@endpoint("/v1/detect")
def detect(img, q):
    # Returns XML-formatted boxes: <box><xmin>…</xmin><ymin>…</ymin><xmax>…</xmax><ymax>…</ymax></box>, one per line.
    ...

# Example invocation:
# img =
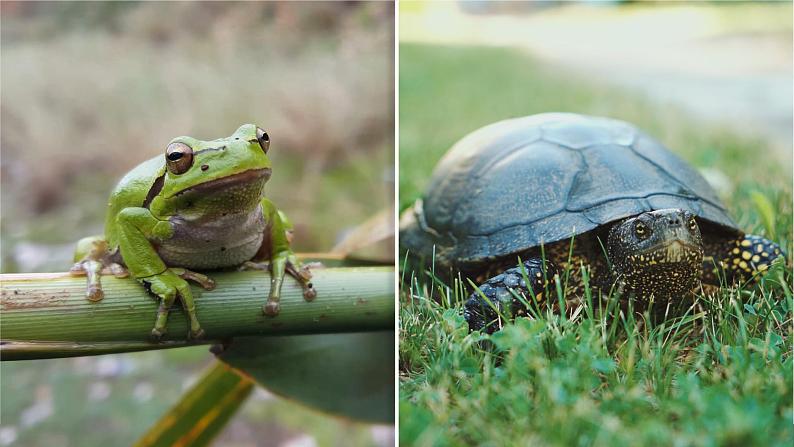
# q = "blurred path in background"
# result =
<box><xmin>401</xmin><ymin>1</ymin><xmax>792</xmax><ymax>166</ymax></box>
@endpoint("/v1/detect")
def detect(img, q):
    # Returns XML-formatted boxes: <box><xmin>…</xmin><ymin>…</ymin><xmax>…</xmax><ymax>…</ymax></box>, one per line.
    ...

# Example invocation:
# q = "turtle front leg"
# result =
<box><xmin>703</xmin><ymin>234</ymin><xmax>786</xmax><ymax>285</ymax></box>
<box><xmin>464</xmin><ymin>258</ymin><xmax>557</xmax><ymax>334</ymax></box>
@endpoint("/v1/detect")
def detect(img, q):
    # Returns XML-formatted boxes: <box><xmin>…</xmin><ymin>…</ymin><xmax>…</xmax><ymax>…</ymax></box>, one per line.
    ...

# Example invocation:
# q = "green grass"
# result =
<box><xmin>399</xmin><ymin>43</ymin><xmax>793</xmax><ymax>446</ymax></box>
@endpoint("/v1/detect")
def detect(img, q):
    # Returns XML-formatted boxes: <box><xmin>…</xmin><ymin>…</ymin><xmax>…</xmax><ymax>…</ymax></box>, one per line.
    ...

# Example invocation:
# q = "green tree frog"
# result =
<box><xmin>70</xmin><ymin>124</ymin><xmax>316</xmax><ymax>340</ymax></box>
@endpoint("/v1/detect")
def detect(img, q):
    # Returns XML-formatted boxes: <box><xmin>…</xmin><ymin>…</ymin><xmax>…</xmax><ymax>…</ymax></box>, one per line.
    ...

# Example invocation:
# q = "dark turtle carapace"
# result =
<box><xmin>399</xmin><ymin>113</ymin><xmax>786</xmax><ymax>333</ymax></box>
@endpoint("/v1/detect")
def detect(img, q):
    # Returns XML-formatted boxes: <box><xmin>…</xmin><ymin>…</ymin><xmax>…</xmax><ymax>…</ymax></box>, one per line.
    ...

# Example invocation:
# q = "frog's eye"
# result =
<box><xmin>256</xmin><ymin>127</ymin><xmax>270</xmax><ymax>154</ymax></box>
<box><xmin>165</xmin><ymin>142</ymin><xmax>194</xmax><ymax>175</ymax></box>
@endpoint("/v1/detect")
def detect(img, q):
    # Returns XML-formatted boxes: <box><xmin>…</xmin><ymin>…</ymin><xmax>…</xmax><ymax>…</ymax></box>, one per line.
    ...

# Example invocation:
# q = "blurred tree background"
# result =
<box><xmin>1</xmin><ymin>2</ymin><xmax>393</xmax><ymax>446</ymax></box>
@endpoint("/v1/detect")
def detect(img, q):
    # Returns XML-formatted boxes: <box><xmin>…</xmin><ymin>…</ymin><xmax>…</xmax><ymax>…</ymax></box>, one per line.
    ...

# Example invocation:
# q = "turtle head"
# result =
<box><xmin>607</xmin><ymin>209</ymin><xmax>704</xmax><ymax>300</ymax></box>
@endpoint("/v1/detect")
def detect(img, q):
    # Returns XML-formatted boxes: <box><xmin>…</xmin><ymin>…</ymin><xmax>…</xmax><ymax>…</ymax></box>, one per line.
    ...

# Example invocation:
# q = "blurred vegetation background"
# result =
<box><xmin>400</xmin><ymin>1</ymin><xmax>791</xmax><ymax>209</ymax></box>
<box><xmin>1</xmin><ymin>2</ymin><xmax>393</xmax><ymax>446</ymax></box>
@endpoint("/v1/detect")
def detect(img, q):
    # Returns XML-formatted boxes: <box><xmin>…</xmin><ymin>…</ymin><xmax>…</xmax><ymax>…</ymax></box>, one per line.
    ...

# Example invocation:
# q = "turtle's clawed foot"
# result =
<box><xmin>711</xmin><ymin>234</ymin><xmax>788</xmax><ymax>285</ymax></box>
<box><xmin>464</xmin><ymin>258</ymin><xmax>557</xmax><ymax>334</ymax></box>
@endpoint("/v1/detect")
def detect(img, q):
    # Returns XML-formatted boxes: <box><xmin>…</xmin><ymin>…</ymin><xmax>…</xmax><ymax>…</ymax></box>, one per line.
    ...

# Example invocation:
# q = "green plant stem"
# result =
<box><xmin>133</xmin><ymin>362</ymin><xmax>254</xmax><ymax>447</ymax></box>
<box><xmin>0</xmin><ymin>267</ymin><xmax>393</xmax><ymax>360</ymax></box>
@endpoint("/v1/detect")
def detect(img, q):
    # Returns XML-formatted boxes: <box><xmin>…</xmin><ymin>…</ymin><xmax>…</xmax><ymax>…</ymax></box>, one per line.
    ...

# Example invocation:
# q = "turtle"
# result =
<box><xmin>399</xmin><ymin>113</ymin><xmax>786</xmax><ymax>333</ymax></box>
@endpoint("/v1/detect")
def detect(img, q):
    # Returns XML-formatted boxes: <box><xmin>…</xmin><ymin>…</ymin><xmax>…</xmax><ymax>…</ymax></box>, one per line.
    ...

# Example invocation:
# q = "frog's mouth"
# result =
<box><xmin>175</xmin><ymin>168</ymin><xmax>272</xmax><ymax>196</ymax></box>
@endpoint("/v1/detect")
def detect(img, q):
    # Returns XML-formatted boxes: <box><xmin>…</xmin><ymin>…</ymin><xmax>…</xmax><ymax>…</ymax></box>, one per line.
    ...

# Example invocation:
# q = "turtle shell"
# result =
<box><xmin>400</xmin><ymin>113</ymin><xmax>738</xmax><ymax>268</ymax></box>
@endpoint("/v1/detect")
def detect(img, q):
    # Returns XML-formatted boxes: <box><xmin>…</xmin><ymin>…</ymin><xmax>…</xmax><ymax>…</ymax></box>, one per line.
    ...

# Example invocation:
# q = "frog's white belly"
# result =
<box><xmin>156</xmin><ymin>207</ymin><xmax>266</xmax><ymax>270</ymax></box>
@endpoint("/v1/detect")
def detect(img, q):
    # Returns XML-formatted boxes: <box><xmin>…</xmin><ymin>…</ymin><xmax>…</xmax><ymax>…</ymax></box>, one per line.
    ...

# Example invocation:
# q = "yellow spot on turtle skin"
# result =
<box><xmin>739</xmin><ymin>261</ymin><xmax>748</xmax><ymax>270</ymax></box>
<box><xmin>762</xmin><ymin>252</ymin><xmax>769</xmax><ymax>257</ymax></box>
<box><xmin>752</xmin><ymin>255</ymin><xmax>760</xmax><ymax>263</ymax></box>
<box><xmin>639</xmin><ymin>255</ymin><xmax>645</xmax><ymax>261</ymax></box>
<box><xmin>774</xmin><ymin>248</ymin><xmax>780</xmax><ymax>255</ymax></box>
<box><xmin>535</xmin><ymin>272</ymin><xmax>542</xmax><ymax>278</ymax></box>
<box><xmin>741</xmin><ymin>240</ymin><xmax>752</xmax><ymax>247</ymax></box>
<box><xmin>732</xmin><ymin>248</ymin><xmax>740</xmax><ymax>255</ymax></box>
<box><xmin>758</xmin><ymin>264</ymin><xmax>769</xmax><ymax>272</ymax></box>
<box><xmin>733</xmin><ymin>258</ymin><xmax>741</xmax><ymax>265</ymax></box>
<box><xmin>756</xmin><ymin>245</ymin><xmax>764</xmax><ymax>253</ymax></box>
<box><xmin>741</xmin><ymin>251</ymin><xmax>752</xmax><ymax>260</ymax></box>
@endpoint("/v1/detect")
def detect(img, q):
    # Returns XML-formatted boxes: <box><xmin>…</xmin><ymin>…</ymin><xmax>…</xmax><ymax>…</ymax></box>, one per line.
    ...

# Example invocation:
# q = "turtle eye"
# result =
<box><xmin>256</xmin><ymin>127</ymin><xmax>270</xmax><ymax>153</ymax></box>
<box><xmin>165</xmin><ymin>142</ymin><xmax>194</xmax><ymax>175</ymax></box>
<box><xmin>635</xmin><ymin>221</ymin><xmax>649</xmax><ymax>239</ymax></box>
<box><xmin>688</xmin><ymin>217</ymin><xmax>698</xmax><ymax>232</ymax></box>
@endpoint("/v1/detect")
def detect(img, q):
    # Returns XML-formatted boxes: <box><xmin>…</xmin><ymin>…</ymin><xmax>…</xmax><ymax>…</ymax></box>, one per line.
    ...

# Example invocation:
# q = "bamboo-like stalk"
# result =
<box><xmin>0</xmin><ymin>267</ymin><xmax>394</xmax><ymax>360</ymax></box>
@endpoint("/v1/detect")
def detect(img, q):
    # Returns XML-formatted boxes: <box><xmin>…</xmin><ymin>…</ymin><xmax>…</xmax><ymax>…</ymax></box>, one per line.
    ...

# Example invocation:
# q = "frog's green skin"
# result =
<box><xmin>71</xmin><ymin>124</ymin><xmax>315</xmax><ymax>340</ymax></box>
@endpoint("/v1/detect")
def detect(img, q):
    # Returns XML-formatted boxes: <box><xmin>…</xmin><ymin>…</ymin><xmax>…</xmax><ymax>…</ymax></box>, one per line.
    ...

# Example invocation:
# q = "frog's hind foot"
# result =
<box><xmin>171</xmin><ymin>268</ymin><xmax>216</xmax><ymax>291</ymax></box>
<box><xmin>240</xmin><ymin>260</ymin><xmax>268</xmax><ymax>271</ymax></box>
<box><xmin>242</xmin><ymin>261</ymin><xmax>317</xmax><ymax>300</ymax></box>
<box><xmin>143</xmin><ymin>268</ymin><xmax>208</xmax><ymax>343</ymax></box>
<box><xmin>286</xmin><ymin>262</ymin><xmax>316</xmax><ymax>301</ymax></box>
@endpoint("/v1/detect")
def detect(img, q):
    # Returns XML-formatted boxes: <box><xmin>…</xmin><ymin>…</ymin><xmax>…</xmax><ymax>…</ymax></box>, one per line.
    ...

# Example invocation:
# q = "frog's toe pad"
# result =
<box><xmin>108</xmin><ymin>263</ymin><xmax>129</xmax><ymax>278</ymax></box>
<box><xmin>199</xmin><ymin>278</ymin><xmax>216</xmax><ymax>291</ymax></box>
<box><xmin>86</xmin><ymin>286</ymin><xmax>104</xmax><ymax>303</ymax></box>
<box><xmin>69</xmin><ymin>263</ymin><xmax>87</xmax><ymax>276</ymax></box>
<box><xmin>189</xmin><ymin>328</ymin><xmax>206</xmax><ymax>340</ymax></box>
<box><xmin>263</xmin><ymin>301</ymin><xmax>280</xmax><ymax>317</ymax></box>
<box><xmin>150</xmin><ymin>328</ymin><xmax>165</xmax><ymax>341</ymax></box>
<box><xmin>298</xmin><ymin>266</ymin><xmax>313</xmax><ymax>281</ymax></box>
<box><xmin>303</xmin><ymin>286</ymin><xmax>317</xmax><ymax>301</ymax></box>
<box><xmin>240</xmin><ymin>261</ymin><xmax>268</xmax><ymax>271</ymax></box>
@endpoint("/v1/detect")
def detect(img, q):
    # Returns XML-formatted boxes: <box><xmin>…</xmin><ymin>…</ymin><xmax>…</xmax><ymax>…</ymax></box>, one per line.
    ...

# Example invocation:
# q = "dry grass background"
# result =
<box><xmin>2</xmin><ymin>1</ymin><xmax>394</xmax><ymax>267</ymax></box>
<box><xmin>1</xmin><ymin>2</ymin><xmax>394</xmax><ymax>446</ymax></box>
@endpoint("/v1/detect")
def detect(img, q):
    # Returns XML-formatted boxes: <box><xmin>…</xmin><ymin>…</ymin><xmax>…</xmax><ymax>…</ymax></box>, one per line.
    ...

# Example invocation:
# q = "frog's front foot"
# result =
<box><xmin>188</xmin><ymin>328</ymin><xmax>206</xmax><ymax>340</ymax></box>
<box><xmin>150</xmin><ymin>327</ymin><xmax>165</xmax><ymax>341</ymax></box>
<box><xmin>263</xmin><ymin>301</ymin><xmax>280</xmax><ymax>317</ymax></box>
<box><xmin>70</xmin><ymin>259</ymin><xmax>129</xmax><ymax>302</ymax></box>
<box><xmin>143</xmin><ymin>268</ymin><xmax>210</xmax><ymax>342</ymax></box>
